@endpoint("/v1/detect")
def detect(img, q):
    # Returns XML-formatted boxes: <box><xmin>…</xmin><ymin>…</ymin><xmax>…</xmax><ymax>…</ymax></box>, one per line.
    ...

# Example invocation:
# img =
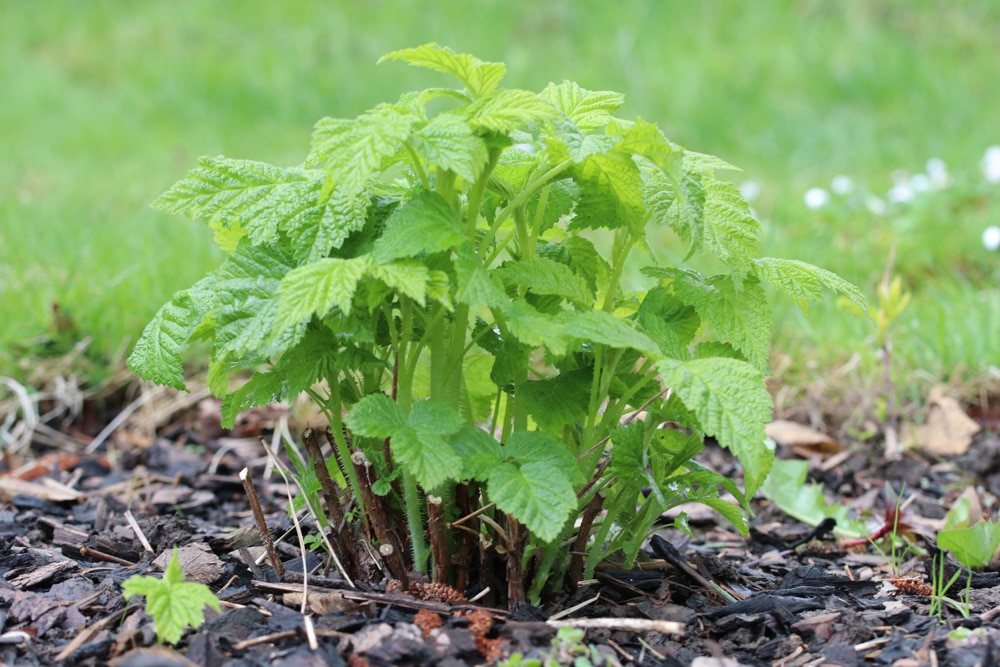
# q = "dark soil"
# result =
<box><xmin>2</xmin><ymin>390</ymin><xmax>1000</xmax><ymax>666</ymax></box>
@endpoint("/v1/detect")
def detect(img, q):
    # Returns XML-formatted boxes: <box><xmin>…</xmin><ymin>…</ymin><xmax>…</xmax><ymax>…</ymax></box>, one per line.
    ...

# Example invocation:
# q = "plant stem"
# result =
<box><xmin>401</xmin><ymin>469</ymin><xmax>429</xmax><ymax>572</ymax></box>
<box><xmin>426</xmin><ymin>495</ymin><xmax>449</xmax><ymax>584</ymax></box>
<box><xmin>350</xmin><ymin>449</ymin><xmax>409</xmax><ymax>582</ymax></box>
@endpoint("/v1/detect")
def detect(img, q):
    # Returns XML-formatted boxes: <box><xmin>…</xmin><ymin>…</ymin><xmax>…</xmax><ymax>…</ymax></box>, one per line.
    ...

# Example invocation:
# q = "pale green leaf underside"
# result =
<box><xmin>410</xmin><ymin>113</ymin><xmax>488</xmax><ymax>182</ymax></box>
<box><xmin>656</xmin><ymin>357</ymin><xmax>773</xmax><ymax>496</ymax></box>
<box><xmin>493</xmin><ymin>256</ymin><xmax>593</xmax><ymax>306</ymax></box>
<box><xmin>276</xmin><ymin>255</ymin><xmax>373</xmax><ymax>332</ymax></box>
<box><xmin>540</xmin><ymin>80</ymin><xmax>624</xmax><ymax>131</ymax></box>
<box><xmin>380</xmin><ymin>42</ymin><xmax>506</xmax><ymax>99</ymax></box>
<box><xmin>559</xmin><ymin>310</ymin><xmax>660</xmax><ymax>358</ymax></box>
<box><xmin>465</xmin><ymin>88</ymin><xmax>560</xmax><ymax>134</ymax></box>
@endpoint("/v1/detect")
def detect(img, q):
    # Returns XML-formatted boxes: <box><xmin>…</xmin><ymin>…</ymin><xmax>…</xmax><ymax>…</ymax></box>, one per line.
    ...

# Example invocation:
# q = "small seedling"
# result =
<box><xmin>122</xmin><ymin>549</ymin><xmax>222</xmax><ymax>645</ymax></box>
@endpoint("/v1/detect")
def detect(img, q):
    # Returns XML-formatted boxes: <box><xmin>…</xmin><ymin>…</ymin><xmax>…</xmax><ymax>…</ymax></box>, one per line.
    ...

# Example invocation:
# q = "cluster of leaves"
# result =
<box><xmin>123</xmin><ymin>550</ymin><xmax>221</xmax><ymax>645</ymax></box>
<box><xmin>128</xmin><ymin>44</ymin><xmax>864</xmax><ymax>602</ymax></box>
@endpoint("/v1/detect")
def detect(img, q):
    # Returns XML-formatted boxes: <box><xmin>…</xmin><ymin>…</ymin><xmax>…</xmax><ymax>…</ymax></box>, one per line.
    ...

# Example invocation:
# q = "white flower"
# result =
<box><xmin>925</xmin><ymin>157</ymin><xmax>949</xmax><ymax>188</ymax></box>
<box><xmin>866</xmin><ymin>196</ymin><xmax>887</xmax><ymax>215</ymax></box>
<box><xmin>910</xmin><ymin>173</ymin><xmax>930</xmax><ymax>192</ymax></box>
<box><xmin>887</xmin><ymin>182</ymin><xmax>915</xmax><ymax>204</ymax></box>
<box><xmin>804</xmin><ymin>187</ymin><xmax>829</xmax><ymax>209</ymax></box>
<box><xmin>984</xmin><ymin>226</ymin><xmax>1000</xmax><ymax>251</ymax></box>
<box><xmin>982</xmin><ymin>146</ymin><xmax>1000</xmax><ymax>183</ymax></box>
<box><xmin>739</xmin><ymin>180</ymin><xmax>761</xmax><ymax>201</ymax></box>
<box><xmin>830</xmin><ymin>175</ymin><xmax>853</xmax><ymax>195</ymax></box>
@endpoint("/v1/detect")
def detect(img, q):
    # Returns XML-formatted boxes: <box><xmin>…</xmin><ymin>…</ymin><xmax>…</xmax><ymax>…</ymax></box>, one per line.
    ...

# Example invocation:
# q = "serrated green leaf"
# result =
<box><xmin>648</xmin><ymin>268</ymin><xmax>770</xmax><ymax>369</ymax></box>
<box><xmin>465</xmin><ymin>89</ymin><xmax>559</xmax><ymax>134</ymax></box>
<box><xmin>488</xmin><ymin>460</ymin><xmax>577</xmax><ymax>542</ymax></box>
<box><xmin>752</xmin><ymin>257</ymin><xmax>869</xmax><ymax>315</ymax></box>
<box><xmin>406</xmin><ymin>399</ymin><xmax>466</xmax><ymax>437</ymax></box>
<box><xmin>308</xmin><ymin>106</ymin><xmax>418</xmax><ymax>192</ymax></box>
<box><xmin>152</xmin><ymin>157</ymin><xmax>366</xmax><ymax>253</ymax></box>
<box><xmin>455</xmin><ymin>246</ymin><xmax>510</xmax><ymax>309</ymax></box>
<box><xmin>616</xmin><ymin>119</ymin><xmax>681</xmax><ymax>172</ymax></box>
<box><xmin>371</xmin><ymin>191</ymin><xmax>464</xmax><ymax>264</ymax></box>
<box><xmin>608</xmin><ymin>423</ymin><xmax>646</xmax><ymax>485</ymax></box>
<box><xmin>636</xmin><ymin>286</ymin><xmax>700</xmax><ymax>359</ymax></box>
<box><xmin>684</xmin><ymin>151</ymin><xmax>741</xmax><ymax>174</ymax></box>
<box><xmin>569</xmin><ymin>148</ymin><xmax>645</xmax><ymax>232</ymax></box>
<box><xmin>505</xmin><ymin>430</ymin><xmax>584</xmax><ymax>486</ymax></box>
<box><xmin>702</xmin><ymin>177</ymin><xmax>761</xmax><ymax>278</ymax></box>
<box><xmin>539</xmin><ymin>81</ymin><xmax>624</xmax><ymax>131</ymax></box>
<box><xmin>392</xmin><ymin>401</ymin><xmax>465</xmax><ymax>489</ymax></box>
<box><xmin>275</xmin><ymin>255</ymin><xmax>373</xmax><ymax>334</ymax></box>
<box><xmin>345</xmin><ymin>393</ymin><xmax>406</xmax><ymax>439</ymax></box>
<box><xmin>452</xmin><ymin>424</ymin><xmax>504</xmax><ymax>480</ymax></box>
<box><xmin>380</xmin><ymin>43</ymin><xmax>506</xmax><ymax>99</ymax></box>
<box><xmin>644</xmin><ymin>167</ymin><xmax>706</xmax><ymax>257</ymax></box>
<box><xmin>558</xmin><ymin>310</ymin><xmax>660</xmax><ymax>358</ymax></box>
<box><xmin>519</xmin><ymin>369</ymin><xmax>592</xmax><ymax>434</ymax></box>
<box><xmin>127</xmin><ymin>290</ymin><xmax>200</xmax><ymax>390</ymax></box>
<box><xmin>122</xmin><ymin>549</ymin><xmax>221</xmax><ymax>645</ymax></box>
<box><xmin>369</xmin><ymin>260</ymin><xmax>431</xmax><ymax>306</ymax></box>
<box><xmin>656</xmin><ymin>357</ymin><xmax>773</xmax><ymax>496</ymax></box>
<box><xmin>503</xmin><ymin>300</ymin><xmax>568</xmax><ymax>355</ymax></box>
<box><xmin>410</xmin><ymin>113</ymin><xmax>489</xmax><ymax>182</ymax></box>
<box><xmin>494</xmin><ymin>257</ymin><xmax>593</xmax><ymax>306</ymax></box>
<box><xmin>221</xmin><ymin>370</ymin><xmax>285</xmax><ymax>428</ymax></box>
<box><xmin>547</xmin><ymin>119</ymin><xmax>618</xmax><ymax>163</ymax></box>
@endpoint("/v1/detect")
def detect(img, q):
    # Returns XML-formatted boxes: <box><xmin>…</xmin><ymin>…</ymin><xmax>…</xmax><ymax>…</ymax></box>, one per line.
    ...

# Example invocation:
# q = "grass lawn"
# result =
<box><xmin>2</xmin><ymin>1</ymin><xmax>998</xmax><ymax>406</ymax></box>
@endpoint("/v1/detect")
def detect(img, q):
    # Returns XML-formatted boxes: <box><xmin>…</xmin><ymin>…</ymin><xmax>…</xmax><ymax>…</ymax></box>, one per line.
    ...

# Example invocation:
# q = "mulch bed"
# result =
<box><xmin>2</xmin><ymin>390</ymin><xmax>1000</xmax><ymax>666</ymax></box>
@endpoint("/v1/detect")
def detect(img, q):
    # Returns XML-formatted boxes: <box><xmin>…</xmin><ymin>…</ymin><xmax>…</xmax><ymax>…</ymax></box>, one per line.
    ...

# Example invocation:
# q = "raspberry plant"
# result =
<box><xmin>128</xmin><ymin>44</ymin><xmax>865</xmax><ymax>606</ymax></box>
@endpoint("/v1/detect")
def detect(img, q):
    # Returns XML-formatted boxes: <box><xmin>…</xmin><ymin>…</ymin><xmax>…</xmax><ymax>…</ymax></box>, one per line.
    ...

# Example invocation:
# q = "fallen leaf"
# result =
<box><xmin>765</xmin><ymin>419</ymin><xmax>842</xmax><ymax>459</ymax></box>
<box><xmin>907</xmin><ymin>386</ymin><xmax>981</xmax><ymax>456</ymax></box>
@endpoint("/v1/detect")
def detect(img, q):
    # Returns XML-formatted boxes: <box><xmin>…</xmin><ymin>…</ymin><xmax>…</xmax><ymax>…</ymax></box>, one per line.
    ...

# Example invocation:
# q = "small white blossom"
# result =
<box><xmin>739</xmin><ymin>180</ymin><xmax>761</xmax><ymax>201</ymax></box>
<box><xmin>925</xmin><ymin>157</ymin><xmax>949</xmax><ymax>188</ymax></box>
<box><xmin>984</xmin><ymin>226</ymin><xmax>1000</xmax><ymax>251</ymax></box>
<box><xmin>982</xmin><ymin>146</ymin><xmax>1000</xmax><ymax>183</ymax></box>
<box><xmin>887</xmin><ymin>182</ymin><xmax>915</xmax><ymax>204</ymax></box>
<box><xmin>866</xmin><ymin>196</ymin><xmax>887</xmax><ymax>215</ymax></box>
<box><xmin>804</xmin><ymin>187</ymin><xmax>829</xmax><ymax>209</ymax></box>
<box><xmin>830</xmin><ymin>175</ymin><xmax>853</xmax><ymax>195</ymax></box>
<box><xmin>910</xmin><ymin>173</ymin><xmax>930</xmax><ymax>192</ymax></box>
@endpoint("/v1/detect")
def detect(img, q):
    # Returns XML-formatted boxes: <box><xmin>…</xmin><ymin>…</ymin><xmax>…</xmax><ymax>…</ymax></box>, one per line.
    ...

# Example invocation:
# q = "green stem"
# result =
<box><xmin>402</xmin><ymin>469</ymin><xmax>428</xmax><ymax>572</ymax></box>
<box><xmin>602</xmin><ymin>228</ymin><xmax>635</xmax><ymax>312</ymax></box>
<box><xmin>313</xmin><ymin>382</ymin><xmax>364</xmax><ymax>507</ymax></box>
<box><xmin>404</xmin><ymin>143</ymin><xmax>430</xmax><ymax>191</ymax></box>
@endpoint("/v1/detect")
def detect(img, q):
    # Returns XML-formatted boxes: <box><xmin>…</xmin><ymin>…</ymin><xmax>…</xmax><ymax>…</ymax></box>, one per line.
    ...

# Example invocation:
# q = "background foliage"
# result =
<box><xmin>2</xmin><ymin>0</ymin><xmax>998</xmax><ymax>401</ymax></box>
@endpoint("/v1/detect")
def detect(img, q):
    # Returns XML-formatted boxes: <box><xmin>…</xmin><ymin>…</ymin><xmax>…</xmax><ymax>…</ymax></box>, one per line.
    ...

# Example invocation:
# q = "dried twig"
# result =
<box><xmin>240</xmin><ymin>466</ymin><xmax>284</xmax><ymax>579</ymax></box>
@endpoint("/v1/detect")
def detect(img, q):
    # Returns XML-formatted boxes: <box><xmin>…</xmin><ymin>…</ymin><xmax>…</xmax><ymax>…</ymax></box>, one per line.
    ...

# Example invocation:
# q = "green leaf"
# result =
<box><xmin>380</xmin><ymin>43</ymin><xmax>506</xmax><ymax>99</ymax></box>
<box><xmin>345</xmin><ymin>393</ymin><xmax>406</xmax><ymax>439</ymax></box>
<box><xmin>648</xmin><ymin>268</ymin><xmax>771</xmax><ymax>369</ymax></box>
<box><xmin>938</xmin><ymin>522</ymin><xmax>1000</xmax><ymax>568</ymax></box>
<box><xmin>752</xmin><ymin>257</ymin><xmax>869</xmax><ymax>315</ymax></box>
<box><xmin>539</xmin><ymin>81</ymin><xmax>624</xmax><ymax>131</ymax></box>
<box><xmin>569</xmin><ymin>148</ymin><xmax>645</xmax><ymax>232</ymax></box>
<box><xmin>644</xmin><ymin>167</ymin><xmax>706</xmax><ymax>257</ymax></box>
<box><xmin>702</xmin><ymin>177</ymin><xmax>761</xmax><ymax>278</ymax></box>
<box><xmin>617</xmin><ymin>119</ymin><xmax>681</xmax><ymax>172</ymax></box>
<box><xmin>221</xmin><ymin>370</ymin><xmax>285</xmax><ymax>428</ymax></box>
<box><xmin>455</xmin><ymin>246</ymin><xmax>510</xmax><ymax>309</ymax></box>
<box><xmin>760</xmin><ymin>459</ymin><xmax>866</xmax><ymax>537</ymax></box>
<box><xmin>656</xmin><ymin>357</ymin><xmax>774</xmax><ymax>496</ymax></box>
<box><xmin>127</xmin><ymin>290</ymin><xmax>200</xmax><ymax>390</ymax></box>
<box><xmin>308</xmin><ymin>106</ymin><xmax>418</xmax><ymax>193</ymax></box>
<box><xmin>636</xmin><ymin>286</ymin><xmax>700</xmax><ymax>359</ymax></box>
<box><xmin>122</xmin><ymin>549</ymin><xmax>221</xmax><ymax>645</ymax></box>
<box><xmin>558</xmin><ymin>310</ymin><xmax>660</xmax><ymax>358</ymax></box>
<box><xmin>410</xmin><ymin>113</ymin><xmax>489</xmax><ymax>182</ymax></box>
<box><xmin>465</xmin><ymin>89</ymin><xmax>559</xmax><ymax>134</ymax></box>
<box><xmin>393</xmin><ymin>399</ymin><xmax>465</xmax><ymax>489</ymax></box>
<box><xmin>494</xmin><ymin>257</ymin><xmax>593</xmax><ymax>307</ymax></box>
<box><xmin>503</xmin><ymin>300</ymin><xmax>569</xmax><ymax>355</ymax></box>
<box><xmin>505</xmin><ymin>430</ymin><xmax>584</xmax><ymax>486</ymax></box>
<box><xmin>276</xmin><ymin>255</ymin><xmax>373</xmax><ymax>332</ymax></box>
<box><xmin>451</xmin><ymin>424</ymin><xmax>504</xmax><ymax>480</ymax></box>
<box><xmin>372</xmin><ymin>191</ymin><xmax>464</xmax><ymax>264</ymax></box>
<box><xmin>519</xmin><ymin>369</ymin><xmax>592</xmax><ymax>434</ymax></box>
<box><xmin>489</xmin><ymin>459</ymin><xmax>577</xmax><ymax>542</ymax></box>
<box><xmin>369</xmin><ymin>260</ymin><xmax>431</xmax><ymax>306</ymax></box>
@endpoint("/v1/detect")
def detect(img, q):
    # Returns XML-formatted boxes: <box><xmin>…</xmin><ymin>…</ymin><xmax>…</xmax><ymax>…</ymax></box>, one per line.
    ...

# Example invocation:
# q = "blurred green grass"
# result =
<box><xmin>2</xmin><ymin>0</ymin><xmax>998</xmax><ymax>396</ymax></box>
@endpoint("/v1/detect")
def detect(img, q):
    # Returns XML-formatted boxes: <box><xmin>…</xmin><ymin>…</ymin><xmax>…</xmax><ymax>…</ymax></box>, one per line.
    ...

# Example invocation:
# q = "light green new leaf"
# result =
<box><xmin>392</xmin><ymin>399</ymin><xmax>466</xmax><ymax>489</ymax></box>
<box><xmin>451</xmin><ymin>424</ymin><xmax>504</xmax><ymax>481</ymax></box>
<box><xmin>276</xmin><ymin>255</ymin><xmax>373</xmax><ymax>331</ymax></box>
<box><xmin>371</xmin><ymin>191</ymin><xmax>464</xmax><ymax>264</ymax></box>
<box><xmin>616</xmin><ymin>119</ymin><xmax>681</xmax><ymax>172</ymax></box>
<box><xmin>760</xmin><ymin>459</ymin><xmax>866</xmax><ymax>537</ymax></box>
<box><xmin>308</xmin><ymin>106</ymin><xmax>419</xmax><ymax>193</ymax></box>
<box><xmin>454</xmin><ymin>246</ymin><xmax>510</xmax><ymax>309</ymax></box>
<box><xmin>122</xmin><ymin>550</ymin><xmax>221</xmax><ymax>645</ymax></box>
<box><xmin>488</xmin><ymin>461</ymin><xmax>577</xmax><ymax>542</ymax></box>
<box><xmin>752</xmin><ymin>257</ymin><xmax>869</xmax><ymax>314</ymax></box>
<box><xmin>702</xmin><ymin>177</ymin><xmax>761</xmax><ymax>278</ymax></box>
<box><xmin>465</xmin><ymin>89</ymin><xmax>560</xmax><ymax>134</ymax></box>
<box><xmin>127</xmin><ymin>290</ymin><xmax>200</xmax><ymax>391</ymax></box>
<box><xmin>656</xmin><ymin>357</ymin><xmax>773</xmax><ymax>496</ymax></box>
<box><xmin>548</xmin><ymin>119</ymin><xmax>618</xmax><ymax>163</ymax></box>
<box><xmin>644</xmin><ymin>167</ymin><xmax>706</xmax><ymax>257</ymax></box>
<box><xmin>406</xmin><ymin>399</ymin><xmax>466</xmax><ymax>438</ymax></box>
<box><xmin>569</xmin><ymin>148</ymin><xmax>645</xmax><ymax>233</ymax></box>
<box><xmin>493</xmin><ymin>257</ymin><xmax>593</xmax><ymax>306</ymax></box>
<box><xmin>369</xmin><ymin>260</ymin><xmax>431</xmax><ymax>306</ymax></box>
<box><xmin>938</xmin><ymin>522</ymin><xmax>1000</xmax><ymax>568</ymax></box>
<box><xmin>558</xmin><ymin>310</ymin><xmax>660</xmax><ymax>358</ymax></box>
<box><xmin>503</xmin><ymin>300</ymin><xmax>569</xmax><ymax>355</ymax></box>
<box><xmin>410</xmin><ymin>113</ymin><xmax>488</xmax><ymax>182</ymax></box>
<box><xmin>380</xmin><ymin>43</ymin><xmax>506</xmax><ymax>99</ymax></box>
<box><xmin>539</xmin><ymin>81</ymin><xmax>624</xmax><ymax>131</ymax></box>
<box><xmin>345</xmin><ymin>393</ymin><xmax>406</xmax><ymax>439</ymax></box>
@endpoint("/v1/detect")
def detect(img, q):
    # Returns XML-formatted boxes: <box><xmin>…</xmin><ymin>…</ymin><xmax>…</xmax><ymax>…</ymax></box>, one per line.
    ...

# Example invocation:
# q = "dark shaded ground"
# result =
<box><xmin>2</xmin><ymin>390</ymin><xmax>1000</xmax><ymax>666</ymax></box>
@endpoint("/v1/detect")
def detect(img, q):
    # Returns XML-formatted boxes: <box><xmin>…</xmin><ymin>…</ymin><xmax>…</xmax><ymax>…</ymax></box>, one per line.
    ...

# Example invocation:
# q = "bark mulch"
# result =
<box><xmin>1</xmin><ymin>389</ymin><xmax>1000</xmax><ymax>666</ymax></box>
